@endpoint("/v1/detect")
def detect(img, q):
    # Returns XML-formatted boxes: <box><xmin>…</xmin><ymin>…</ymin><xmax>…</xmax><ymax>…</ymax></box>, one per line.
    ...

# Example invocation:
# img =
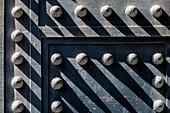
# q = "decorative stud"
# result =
<box><xmin>11</xmin><ymin>52</ymin><xmax>24</xmax><ymax>65</ymax></box>
<box><xmin>125</xmin><ymin>5</ymin><xmax>138</xmax><ymax>17</ymax></box>
<box><xmin>152</xmin><ymin>76</ymin><xmax>164</xmax><ymax>88</ymax></box>
<box><xmin>150</xmin><ymin>5</ymin><xmax>162</xmax><ymax>18</ymax></box>
<box><xmin>100</xmin><ymin>5</ymin><xmax>113</xmax><ymax>18</ymax></box>
<box><xmin>76</xmin><ymin>53</ymin><xmax>88</xmax><ymax>65</ymax></box>
<box><xmin>51</xmin><ymin>101</ymin><xmax>63</xmax><ymax>113</ymax></box>
<box><xmin>50</xmin><ymin>6</ymin><xmax>62</xmax><ymax>18</ymax></box>
<box><xmin>153</xmin><ymin>100</ymin><xmax>164</xmax><ymax>112</ymax></box>
<box><xmin>11</xmin><ymin>6</ymin><xmax>24</xmax><ymax>18</ymax></box>
<box><xmin>51</xmin><ymin>77</ymin><xmax>63</xmax><ymax>90</ymax></box>
<box><xmin>126</xmin><ymin>53</ymin><xmax>138</xmax><ymax>65</ymax></box>
<box><xmin>74</xmin><ymin>5</ymin><xmax>88</xmax><ymax>18</ymax></box>
<box><xmin>152</xmin><ymin>53</ymin><xmax>164</xmax><ymax>65</ymax></box>
<box><xmin>11</xmin><ymin>30</ymin><xmax>23</xmax><ymax>43</ymax></box>
<box><xmin>11</xmin><ymin>76</ymin><xmax>24</xmax><ymax>89</ymax></box>
<box><xmin>51</xmin><ymin>53</ymin><xmax>63</xmax><ymax>66</ymax></box>
<box><xmin>101</xmin><ymin>53</ymin><xmax>114</xmax><ymax>66</ymax></box>
<box><xmin>11</xmin><ymin>100</ymin><xmax>24</xmax><ymax>113</ymax></box>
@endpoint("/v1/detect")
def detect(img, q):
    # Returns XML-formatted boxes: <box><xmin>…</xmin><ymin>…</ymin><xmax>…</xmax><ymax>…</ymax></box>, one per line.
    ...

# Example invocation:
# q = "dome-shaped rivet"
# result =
<box><xmin>125</xmin><ymin>5</ymin><xmax>138</xmax><ymax>17</ymax></box>
<box><xmin>101</xmin><ymin>53</ymin><xmax>114</xmax><ymax>66</ymax></box>
<box><xmin>51</xmin><ymin>53</ymin><xmax>63</xmax><ymax>66</ymax></box>
<box><xmin>152</xmin><ymin>76</ymin><xmax>164</xmax><ymax>88</ymax></box>
<box><xmin>100</xmin><ymin>5</ymin><xmax>113</xmax><ymax>17</ymax></box>
<box><xmin>126</xmin><ymin>53</ymin><xmax>138</xmax><ymax>65</ymax></box>
<box><xmin>11</xmin><ymin>52</ymin><xmax>24</xmax><ymax>65</ymax></box>
<box><xmin>11</xmin><ymin>76</ymin><xmax>24</xmax><ymax>89</ymax></box>
<box><xmin>150</xmin><ymin>5</ymin><xmax>162</xmax><ymax>18</ymax></box>
<box><xmin>152</xmin><ymin>53</ymin><xmax>164</xmax><ymax>65</ymax></box>
<box><xmin>76</xmin><ymin>53</ymin><xmax>88</xmax><ymax>65</ymax></box>
<box><xmin>50</xmin><ymin>6</ymin><xmax>62</xmax><ymax>18</ymax></box>
<box><xmin>11</xmin><ymin>30</ymin><xmax>23</xmax><ymax>43</ymax></box>
<box><xmin>11</xmin><ymin>6</ymin><xmax>24</xmax><ymax>18</ymax></box>
<box><xmin>153</xmin><ymin>100</ymin><xmax>164</xmax><ymax>112</ymax></box>
<box><xmin>74</xmin><ymin>5</ymin><xmax>88</xmax><ymax>18</ymax></box>
<box><xmin>51</xmin><ymin>101</ymin><xmax>63</xmax><ymax>113</ymax></box>
<box><xmin>51</xmin><ymin>77</ymin><xmax>63</xmax><ymax>90</ymax></box>
<box><xmin>11</xmin><ymin>100</ymin><xmax>24</xmax><ymax>113</ymax></box>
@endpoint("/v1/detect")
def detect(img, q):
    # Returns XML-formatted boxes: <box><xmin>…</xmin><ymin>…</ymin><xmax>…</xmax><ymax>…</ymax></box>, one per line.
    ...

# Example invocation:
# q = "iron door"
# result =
<box><xmin>3</xmin><ymin>0</ymin><xmax>170</xmax><ymax>112</ymax></box>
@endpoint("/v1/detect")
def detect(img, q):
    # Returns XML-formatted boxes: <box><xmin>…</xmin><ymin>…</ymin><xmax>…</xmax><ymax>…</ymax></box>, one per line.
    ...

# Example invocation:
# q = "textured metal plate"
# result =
<box><xmin>42</xmin><ymin>38</ymin><xmax>166</xmax><ymax>113</ymax></box>
<box><xmin>0</xmin><ymin>0</ymin><xmax>4</xmax><ymax>112</ymax></box>
<box><xmin>40</xmin><ymin>0</ymin><xmax>170</xmax><ymax>27</ymax></box>
<box><xmin>3</xmin><ymin>0</ymin><xmax>170</xmax><ymax>111</ymax></box>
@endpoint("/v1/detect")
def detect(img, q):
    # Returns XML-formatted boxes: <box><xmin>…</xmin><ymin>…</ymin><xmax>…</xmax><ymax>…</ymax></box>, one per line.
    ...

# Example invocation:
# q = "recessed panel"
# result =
<box><xmin>42</xmin><ymin>39</ymin><xmax>166</xmax><ymax>113</ymax></box>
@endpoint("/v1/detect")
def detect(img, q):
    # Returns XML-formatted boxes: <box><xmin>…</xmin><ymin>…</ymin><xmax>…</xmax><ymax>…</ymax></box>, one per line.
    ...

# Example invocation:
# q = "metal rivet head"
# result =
<box><xmin>101</xmin><ymin>53</ymin><xmax>114</xmax><ymax>66</ymax></box>
<box><xmin>50</xmin><ymin>6</ymin><xmax>62</xmax><ymax>18</ymax></box>
<box><xmin>51</xmin><ymin>53</ymin><xmax>63</xmax><ymax>66</ymax></box>
<box><xmin>153</xmin><ymin>100</ymin><xmax>164</xmax><ymax>112</ymax></box>
<box><xmin>51</xmin><ymin>101</ymin><xmax>63</xmax><ymax>113</ymax></box>
<box><xmin>150</xmin><ymin>5</ymin><xmax>162</xmax><ymax>18</ymax></box>
<box><xmin>11</xmin><ymin>76</ymin><xmax>24</xmax><ymax>89</ymax></box>
<box><xmin>126</xmin><ymin>53</ymin><xmax>138</xmax><ymax>65</ymax></box>
<box><xmin>11</xmin><ymin>30</ymin><xmax>23</xmax><ymax>43</ymax></box>
<box><xmin>152</xmin><ymin>76</ymin><xmax>164</xmax><ymax>88</ymax></box>
<box><xmin>74</xmin><ymin>5</ymin><xmax>88</xmax><ymax>18</ymax></box>
<box><xmin>100</xmin><ymin>5</ymin><xmax>113</xmax><ymax>18</ymax></box>
<box><xmin>76</xmin><ymin>53</ymin><xmax>88</xmax><ymax>65</ymax></box>
<box><xmin>125</xmin><ymin>5</ymin><xmax>138</xmax><ymax>17</ymax></box>
<box><xmin>11</xmin><ymin>6</ymin><xmax>24</xmax><ymax>18</ymax></box>
<box><xmin>11</xmin><ymin>100</ymin><xmax>24</xmax><ymax>113</ymax></box>
<box><xmin>51</xmin><ymin>77</ymin><xmax>63</xmax><ymax>90</ymax></box>
<box><xmin>11</xmin><ymin>52</ymin><xmax>24</xmax><ymax>65</ymax></box>
<box><xmin>152</xmin><ymin>53</ymin><xmax>164</xmax><ymax>65</ymax></box>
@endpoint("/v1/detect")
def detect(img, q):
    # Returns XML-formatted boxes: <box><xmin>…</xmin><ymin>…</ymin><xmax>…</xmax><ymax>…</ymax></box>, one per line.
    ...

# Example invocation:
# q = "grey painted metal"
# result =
<box><xmin>37</xmin><ymin>0</ymin><xmax>170</xmax><ymax>37</ymax></box>
<box><xmin>2</xmin><ymin>0</ymin><xmax>170</xmax><ymax>112</ymax></box>
<box><xmin>0</xmin><ymin>0</ymin><xmax>4</xmax><ymax>112</ymax></box>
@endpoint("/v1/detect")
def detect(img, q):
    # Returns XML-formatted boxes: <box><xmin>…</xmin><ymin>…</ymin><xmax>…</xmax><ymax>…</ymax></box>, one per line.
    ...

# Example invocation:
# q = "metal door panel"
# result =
<box><xmin>3</xmin><ymin>0</ymin><xmax>170</xmax><ymax>111</ymax></box>
<box><xmin>42</xmin><ymin>38</ymin><xmax>166</xmax><ymax>113</ymax></box>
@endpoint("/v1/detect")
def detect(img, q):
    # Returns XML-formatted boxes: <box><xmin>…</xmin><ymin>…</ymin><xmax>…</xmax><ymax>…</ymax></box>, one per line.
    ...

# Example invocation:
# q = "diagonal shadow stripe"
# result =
<box><xmin>106</xmin><ymin>11</ymin><xmax>135</xmax><ymax>36</ymax></box>
<box><xmin>59</xmin><ymin>78</ymin><xmax>91</xmax><ymax>113</ymax></box>
<box><xmin>59</xmin><ymin>58</ymin><xmax>112</xmax><ymax>113</ymax></box>
<box><xmin>131</xmin><ymin>61</ymin><xmax>166</xmax><ymax>98</ymax></box>
<box><xmin>131</xmin><ymin>10</ymin><xmax>161</xmax><ymax>36</ymax></box>
<box><xmin>104</xmin><ymin>61</ymin><xmax>154</xmax><ymax>109</ymax></box>
<box><xmin>82</xmin><ymin>60</ymin><xmax>137</xmax><ymax>113</ymax></box>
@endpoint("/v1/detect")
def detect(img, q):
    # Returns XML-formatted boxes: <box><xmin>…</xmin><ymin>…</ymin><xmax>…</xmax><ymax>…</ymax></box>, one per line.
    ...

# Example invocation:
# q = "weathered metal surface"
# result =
<box><xmin>0</xmin><ymin>0</ymin><xmax>4</xmax><ymax>112</ymax></box>
<box><xmin>42</xmin><ymin>38</ymin><xmax>167</xmax><ymax>113</ymax></box>
<box><xmin>2</xmin><ymin>0</ymin><xmax>170</xmax><ymax>112</ymax></box>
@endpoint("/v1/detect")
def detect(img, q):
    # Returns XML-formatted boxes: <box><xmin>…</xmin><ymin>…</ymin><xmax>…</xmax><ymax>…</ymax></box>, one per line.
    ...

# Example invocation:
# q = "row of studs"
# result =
<box><xmin>10</xmin><ymin>3</ymin><xmax>24</xmax><ymax>112</ymax></box>
<box><xmin>10</xmin><ymin>52</ymin><xmax>164</xmax><ymax>66</ymax></box>
<box><xmin>9</xmin><ymin>4</ymin><xmax>163</xmax><ymax>43</ymax></box>
<box><xmin>51</xmin><ymin>53</ymin><xmax>164</xmax><ymax>66</ymax></box>
<box><xmin>11</xmin><ymin>5</ymin><xmax>163</xmax><ymax>19</ymax></box>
